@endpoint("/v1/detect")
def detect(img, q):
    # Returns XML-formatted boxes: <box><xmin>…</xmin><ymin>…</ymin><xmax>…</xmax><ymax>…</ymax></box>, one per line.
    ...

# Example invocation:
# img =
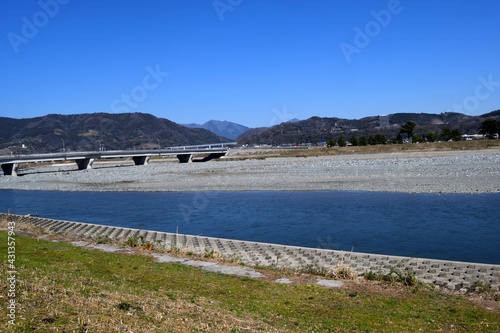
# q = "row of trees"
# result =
<box><xmin>326</xmin><ymin>127</ymin><xmax>462</xmax><ymax>147</ymax></box>
<box><xmin>399</xmin><ymin>121</ymin><xmax>461</xmax><ymax>142</ymax></box>
<box><xmin>324</xmin><ymin>118</ymin><xmax>499</xmax><ymax>147</ymax></box>
<box><xmin>327</xmin><ymin>134</ymin><xmax>390</xmax><ymax>147</ymax></box>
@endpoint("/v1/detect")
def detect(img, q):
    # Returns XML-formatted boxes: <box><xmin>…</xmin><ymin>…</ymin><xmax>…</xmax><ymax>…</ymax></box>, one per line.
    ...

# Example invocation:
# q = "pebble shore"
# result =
<box><xmin>1</xmin><ymin>149</ymin><xmax>499</xmax><ymax>193</ymax></box>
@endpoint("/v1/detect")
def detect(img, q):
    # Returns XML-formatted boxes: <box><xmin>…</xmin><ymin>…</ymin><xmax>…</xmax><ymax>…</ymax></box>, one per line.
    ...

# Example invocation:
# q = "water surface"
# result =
<box><xmin>1</xmin><ymin>190</ymin><xmax>499</xmax><ymax>264</ymax></box>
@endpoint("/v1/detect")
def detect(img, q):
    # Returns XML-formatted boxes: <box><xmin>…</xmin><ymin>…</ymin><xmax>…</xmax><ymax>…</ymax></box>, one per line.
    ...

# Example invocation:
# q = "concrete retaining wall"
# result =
<box><xmin>2</xmin><ymin>213</ymin><xmax>499</xmax><ymax>291</ymax></box>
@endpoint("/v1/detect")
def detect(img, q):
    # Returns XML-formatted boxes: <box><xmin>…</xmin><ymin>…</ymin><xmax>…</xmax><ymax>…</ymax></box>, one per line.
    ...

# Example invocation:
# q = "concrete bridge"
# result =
<box><xmin>0</xmin><ymin>143</ymin><xmax>234</xmax><ymax>176</ymax></box>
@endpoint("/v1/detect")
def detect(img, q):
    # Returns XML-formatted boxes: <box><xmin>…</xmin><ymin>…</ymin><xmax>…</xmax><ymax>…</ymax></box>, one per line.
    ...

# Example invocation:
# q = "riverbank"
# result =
<box><xmin>1</xmin><ymin>148</ymin><xmax>499</xmax><ymax>193</ymax></box>
<box><xmin>1</xmin><ymin>219</ymin><xmax>499</xmax><ymax>332</ymax></box>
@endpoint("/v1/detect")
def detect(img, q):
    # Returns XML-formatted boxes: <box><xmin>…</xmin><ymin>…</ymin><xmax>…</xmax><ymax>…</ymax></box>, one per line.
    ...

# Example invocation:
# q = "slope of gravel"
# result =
<box><xmin>1</xmin><ymin>149</ymin><xmax>499</xmax><ymax>193</ymax></box>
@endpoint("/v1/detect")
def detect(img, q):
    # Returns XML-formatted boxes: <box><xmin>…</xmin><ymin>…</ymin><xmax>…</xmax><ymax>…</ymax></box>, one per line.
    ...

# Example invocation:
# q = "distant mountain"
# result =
<box><xmin>0</xmin><ymin>113</ymin><xmax>230</xmax><ymax>154</ymax></box>
<box><xmin>182</xmin><ymin>120</ymin><xmax>249</xmax><ymax>140</ymax></box>
<box><xmin>236</xmin><ymin>110</ymin><xmax>500</xmax><ymax>145</ymax></box>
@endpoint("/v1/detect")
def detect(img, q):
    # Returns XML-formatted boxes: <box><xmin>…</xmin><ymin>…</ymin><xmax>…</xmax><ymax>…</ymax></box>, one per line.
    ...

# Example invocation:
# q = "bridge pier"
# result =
<box><xmin>1</xmin><ymin>163</ymin><xmax>19</xmax><ymax>176</ymax></box>
<box><xmin>194</xmin><ymin>152</ymin><xmax>226</xmax><ymax>162</ymax></box>
<box><xmin>75</xmin><ymin>158</ymin><xmax>94</xmax><ymax>170</ymax></box>
<box><xmin>177</xmin><ymin>154</ymin><xmax>193</xmax><ymax>163</ymax></box>
<box><xmin>132</xmin><ymin>156</ymin><xmax>150</xmax><ymax>165</ymax></box>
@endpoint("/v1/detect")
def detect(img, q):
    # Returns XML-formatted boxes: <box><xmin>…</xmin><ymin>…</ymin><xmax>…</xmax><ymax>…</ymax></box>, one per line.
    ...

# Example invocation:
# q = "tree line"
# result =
<box><xmin>326</xmin><ymin>119</ymin><xmax>499</xmax><ymax>147</ymax></box>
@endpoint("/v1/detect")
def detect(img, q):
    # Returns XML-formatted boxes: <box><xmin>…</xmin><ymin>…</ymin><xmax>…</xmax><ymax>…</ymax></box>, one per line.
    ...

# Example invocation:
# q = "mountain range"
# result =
<box><xmin>0</xmin><ymin>113</ymin><xmax>229</xmax><ymax>154</ymax></box>
<box><xmin>182</xmin><ymin>120</ymin><xmax>249</xmax><ymax>140</ymax></box>
<box><xmin>2</xmin><ymin>110</ymin><xmax>499</xmax><ymax>154</ymax></box>
<box><xmin>236</xmin><ymin>110</ymin><xmax>500</xmax><ymax>145</ymax></box>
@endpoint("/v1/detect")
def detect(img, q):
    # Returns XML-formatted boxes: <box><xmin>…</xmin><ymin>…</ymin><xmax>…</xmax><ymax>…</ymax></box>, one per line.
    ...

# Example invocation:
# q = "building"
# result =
<box><xmin>379</xmin><ymin>115</ymin><xmax>389</xmax><ymax>128</ymax></box>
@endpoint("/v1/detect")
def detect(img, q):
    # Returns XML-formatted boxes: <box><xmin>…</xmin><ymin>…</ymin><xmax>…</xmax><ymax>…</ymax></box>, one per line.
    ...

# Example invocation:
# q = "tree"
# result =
<box><xmin>337</xmin><ymin>136</ymin><xmax>346</xmax><ymax>147</ymax></box>
<box><xmin>327</xmin><ymin>139</ymin><xmax>336</xmax><ymax>147</ymax></box>
<box><xmin>359</xmin><ymin>136</ymin><xmax>367</xmax><ymax>146</ymax></box>
<box><xmin>413</xmin><ymin>134</ymin><xmax>425</xmax><ymax>143</ymax></box>
<box><xmin>368</xmin><ymin>135</ymin><xmax>377</xmax><ymax>145</ymax></box>
<box><xmin>480</xmin><ymin>118</ymin><xmax>500</xmax><ymax>139</ymax></box>
<box><xmin>349</xmin><ymin>136</ymin><xmax>358</xmax><ymax>146</ymax></box>
<box><xmin>451</xmin><ymin>129</ymin><xmax>462</xmax><ymax>142</ymax></box>
<box><xmin>375</xmin><ymin>134</ymin><xmax>387</xmax><ymax>145</ymax></box>
<box><xmin>440</xmin><ymin>128</ymin><xmax>452</xmax><ymax>141</ymax></box>
<box><xmin>400</xmin><ymin>121</ymin><xmax>416</xmax><ymax>141</ymax></box>
<box><xmin>426</xmin><ymin>131</ymin><xmax>439</xmax><ymax>143</ymax></box>
<box><xmin>393</xmin><ymin>133</ymin><xmax>403</xmax><ymax>144</ymax></box>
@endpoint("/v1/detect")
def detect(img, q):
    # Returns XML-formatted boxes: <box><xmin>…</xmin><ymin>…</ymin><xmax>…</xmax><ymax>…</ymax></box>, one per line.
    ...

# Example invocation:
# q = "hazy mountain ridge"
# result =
<box><xmin>182</xmin><ymin>120</ymin><xmax>249</xmax><ymax>139</ymax></box>
<box><xmin>236</xmin><ymin>110</ymin><xmax>500</xmax><ymax>145</ymax></box>
<box><xmin>0</xmin><ymin>113</ymin><xmax>230</xmax><ymax>154</ymax></box>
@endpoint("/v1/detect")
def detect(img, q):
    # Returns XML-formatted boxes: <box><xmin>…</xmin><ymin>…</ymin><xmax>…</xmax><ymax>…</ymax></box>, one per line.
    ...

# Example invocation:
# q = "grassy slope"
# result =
<box><xmin>1</xmin><ymin>232</ymin><xmax>499</xmax><ymax>332</ymax></box>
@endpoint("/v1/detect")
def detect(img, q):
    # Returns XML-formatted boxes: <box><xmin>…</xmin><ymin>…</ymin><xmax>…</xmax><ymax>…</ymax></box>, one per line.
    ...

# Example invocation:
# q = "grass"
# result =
<box><xmin>1</xmin><ymin>231</ymin><xmax>500</xmax><ymax>332</ymax></box>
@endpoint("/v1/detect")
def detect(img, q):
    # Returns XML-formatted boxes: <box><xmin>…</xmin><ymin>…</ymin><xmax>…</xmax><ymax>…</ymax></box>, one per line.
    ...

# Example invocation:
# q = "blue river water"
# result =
<box><xmin>1</xmin><ymin>190</ymin><xmax>499</xmax><ymax>264</ymax></box>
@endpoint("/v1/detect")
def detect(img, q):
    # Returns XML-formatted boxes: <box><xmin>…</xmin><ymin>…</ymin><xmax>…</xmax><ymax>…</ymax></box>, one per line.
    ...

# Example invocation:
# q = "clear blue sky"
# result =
<box><xmin>2</xmin><ymin>0</ymin><xmax>500</xmax><ymax>128</ymax></box>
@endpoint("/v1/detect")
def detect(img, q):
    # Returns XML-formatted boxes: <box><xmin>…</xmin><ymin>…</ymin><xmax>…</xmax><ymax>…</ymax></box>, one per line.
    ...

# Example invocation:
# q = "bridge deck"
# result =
<box><xmin>0</xmin><ymin>144</ymin><xmax>234</xmax><ymax>176</ymax></box>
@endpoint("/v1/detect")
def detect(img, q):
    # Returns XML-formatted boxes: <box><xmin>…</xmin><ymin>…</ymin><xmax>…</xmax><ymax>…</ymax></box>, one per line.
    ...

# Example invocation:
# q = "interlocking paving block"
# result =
<box><xmin>46</xmin><ymin>220</ymin><xmax>64</xmax><ymax>231</ymax></box>
<box><xmin>3</xmin><ymin>213</ymin><xmax>500</xmax><ymax>291</ymax></box>
<box><xmin>115</xmin><ymin>228</ymin><xmax>131</xmax><ymax>241</ymax></box>
<box><xmin>80</xmin><ymin>225</ymin><xmax>97</xmax><ymax>237</ymax></box>
<box><xmin>422</xmin><ymin>274</ymin><xmax>436</xmax><ymax>281</ymax></box>
<box><xmin>69</xmin><ymin>223</ymin><xmax>87</xmax><ymax>234</ymax></box>
<box><xmin>108</xmin><ymin>228</ymin><xmax>123</xmax><ymax>239</ymax></box>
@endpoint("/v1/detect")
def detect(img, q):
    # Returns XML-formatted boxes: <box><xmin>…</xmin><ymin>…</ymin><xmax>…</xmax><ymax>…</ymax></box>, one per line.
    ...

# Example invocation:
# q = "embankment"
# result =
<box><xmin>3</xmin><ymin>213</ymin><xmax>499</xmax><ymax>291</ymax></box>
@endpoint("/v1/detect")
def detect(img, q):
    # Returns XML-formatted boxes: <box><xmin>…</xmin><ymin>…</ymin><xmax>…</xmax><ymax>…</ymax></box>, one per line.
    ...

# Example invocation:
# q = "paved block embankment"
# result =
<box><xmin>3</xmin><ymin>213</ymin><xmax>499</xmax><ymax>291</ymax></box>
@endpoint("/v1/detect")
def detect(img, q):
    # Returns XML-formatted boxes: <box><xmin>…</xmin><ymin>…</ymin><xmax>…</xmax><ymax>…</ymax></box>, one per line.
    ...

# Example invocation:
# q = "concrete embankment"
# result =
<box><xmin>3</xmin><ymin>213</ymin><xmax>499</xmax><ymax>291</ymax></box>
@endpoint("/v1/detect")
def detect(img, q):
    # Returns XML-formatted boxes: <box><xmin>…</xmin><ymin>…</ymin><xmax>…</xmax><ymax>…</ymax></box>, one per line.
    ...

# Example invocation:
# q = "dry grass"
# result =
<box><xmin>331</xmin><ymin>265</ymin><xmax>358</xmax><ymax>280</ymax></box>
<box><xmin>227</xmin><ymin>140</ymin><xmax>500</xmax><ymax>160</ymax></box>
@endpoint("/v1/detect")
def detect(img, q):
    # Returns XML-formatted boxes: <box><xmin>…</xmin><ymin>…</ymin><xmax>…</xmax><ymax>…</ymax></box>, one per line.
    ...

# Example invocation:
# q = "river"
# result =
<box><xmin>1</xmin><ymin>190</ymin><xmax>499</xmax><ymax>264</ymax></box>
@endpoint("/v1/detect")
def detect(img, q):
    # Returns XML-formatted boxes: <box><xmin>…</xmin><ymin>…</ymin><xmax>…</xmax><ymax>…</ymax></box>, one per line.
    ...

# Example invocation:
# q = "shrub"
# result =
<box><xmin>93</xmin><ymin>235</ymin><xmax>112</xmax><ymax>244</ymax></box>
<box><xmin>474</xmin><ymin>279</ymin><xmax>492</xmax><ymax>294</ymax></box>
<box><xmin>332</xmin><ymin>265</ymin><xmax>357</xmax><ymax>280</ymax></box>
<box><xmin>301</xmin><ymin>264</ymin><xmax>329</xmax><ymax>276</ymax></box>
<box><xmin>125</xmin><ymin>236</ymin><xmax>139</xmax><ymax>248</ymax></box>
<box><xmin>140</xmin><ymin>241</ymin><xmax>154</xmax><ymax>251</ymax></box>
<box><xmin>364</xmin><ymin>267</ymin><xmax>417</xmax><ymax>287</ymax></box>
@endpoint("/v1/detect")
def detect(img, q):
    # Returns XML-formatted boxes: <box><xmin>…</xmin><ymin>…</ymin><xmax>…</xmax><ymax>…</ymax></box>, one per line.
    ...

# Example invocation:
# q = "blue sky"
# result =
<box><xmin>2</xmin><ymin>0</ymin><xmax>500</xmax><ymax>128</ymax></box>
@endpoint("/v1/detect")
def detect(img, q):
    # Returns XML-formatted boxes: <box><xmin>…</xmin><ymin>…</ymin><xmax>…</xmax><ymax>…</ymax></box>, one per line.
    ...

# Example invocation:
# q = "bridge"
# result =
<box><xmin>0</xmin><ymin>143</ymin><xmax>235</xmax><ymax>176</ymax></box>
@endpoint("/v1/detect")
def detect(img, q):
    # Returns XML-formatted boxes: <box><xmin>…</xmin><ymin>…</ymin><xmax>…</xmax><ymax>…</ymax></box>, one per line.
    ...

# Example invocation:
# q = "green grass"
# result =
<box><xmin>1</xmin><ymin>231</ymin><xmax>499</xmax><ymax>332</ymax></box>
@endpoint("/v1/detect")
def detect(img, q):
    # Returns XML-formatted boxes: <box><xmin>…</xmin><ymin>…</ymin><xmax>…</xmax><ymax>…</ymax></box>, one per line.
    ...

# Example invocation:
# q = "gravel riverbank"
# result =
<box><xmin>1</xmin><ymin>149</ymin><xmax>499</xmax><ymax>193</ymax></box>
